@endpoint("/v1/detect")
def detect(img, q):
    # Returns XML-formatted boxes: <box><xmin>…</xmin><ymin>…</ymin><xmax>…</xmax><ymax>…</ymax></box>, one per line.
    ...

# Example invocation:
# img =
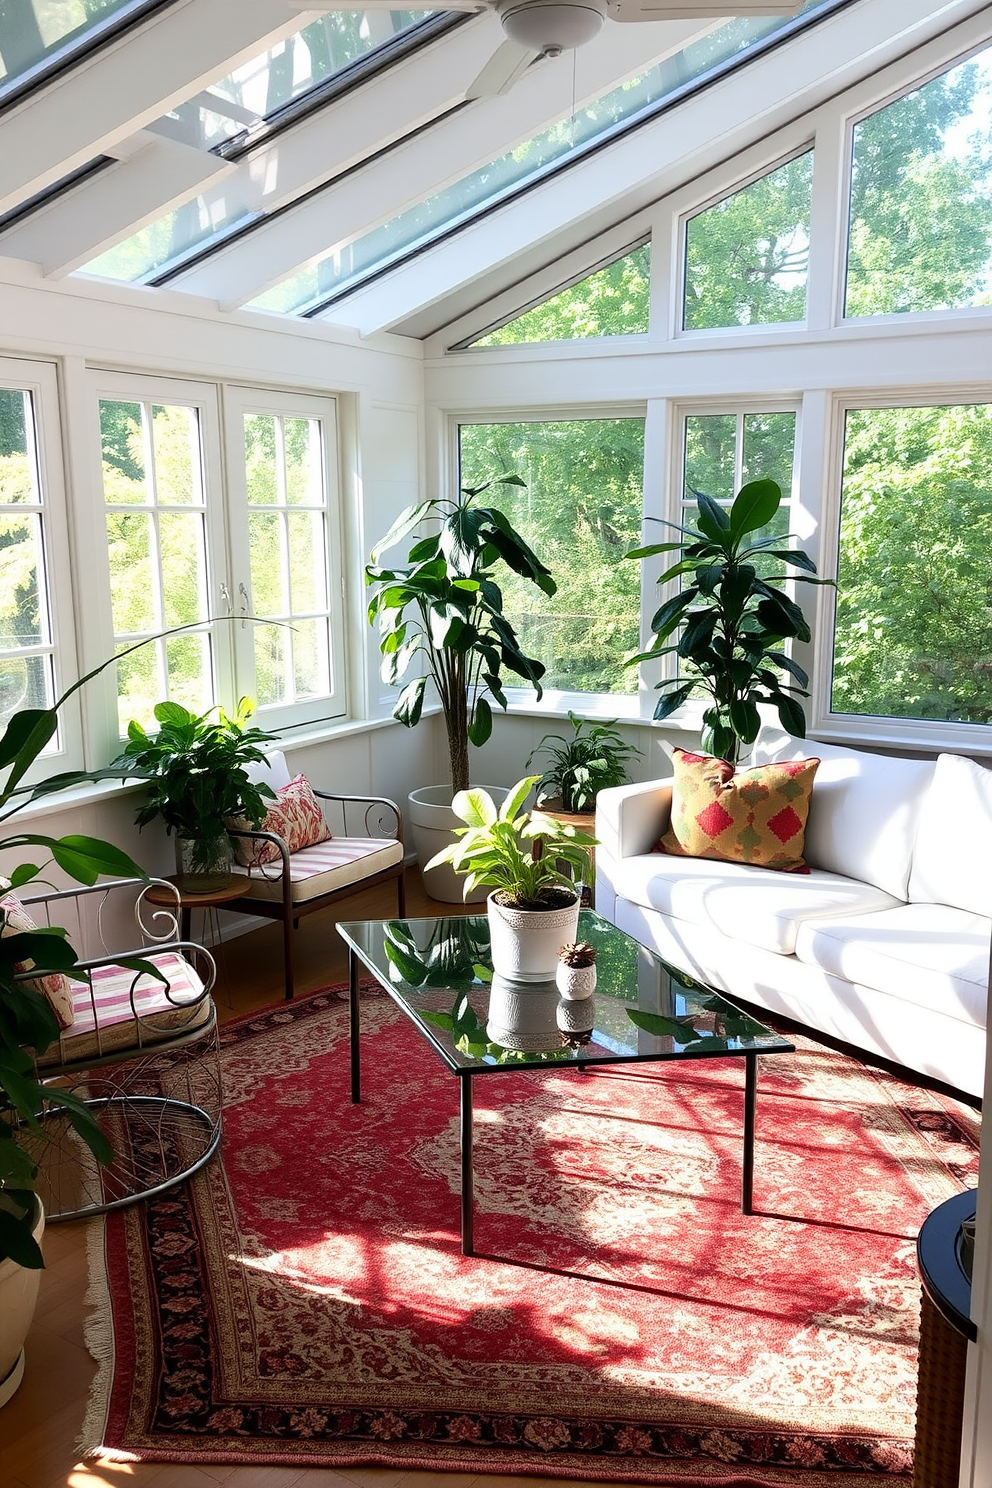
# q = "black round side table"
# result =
<box><xmin>914</xmin><ymin>1188</ymin><xmax>977</xmax><ymax>1488</ymax></box>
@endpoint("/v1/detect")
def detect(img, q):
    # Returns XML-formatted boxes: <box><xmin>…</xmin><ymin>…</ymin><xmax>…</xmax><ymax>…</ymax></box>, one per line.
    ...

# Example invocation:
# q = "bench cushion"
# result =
<box><xmin>231</xmin><ymin>836</ymin><xmax>404</xmax><ymax>906</ymax></box>
<box><xmin>37</xmin><ymin>950</ymin><xmax>210</xmax><ymax>1067</ymax></box>
<box><xmin>605</xmin><ymin>851</ymin><xmax>900</xmax><ymax>955</ymax></box>
<box><xmin>794</xmin><ymin>902</ymin><xmax>990</xmax><ymax>1028</ymax></box>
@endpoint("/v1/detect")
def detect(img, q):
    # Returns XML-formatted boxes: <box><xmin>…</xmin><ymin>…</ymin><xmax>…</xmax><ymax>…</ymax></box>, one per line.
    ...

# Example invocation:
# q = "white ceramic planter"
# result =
<box><xmin>487</xmin><ymin>890</ymin><xmax>580</xmax><ymax>982</ymax></box>
<box><xmin>555</xmin><ymin>961</ymin><xmax>597</xmax><ymax>1000</ymax></box>
<box><xmin>408</xmin><ymin>784</ymin><xmax>508</xmax><ymax>905</ymax></box>
<box><xmin>486</xmin><ymin>976</ymin><xmax>561</xmax><ymax>1051</ymax></box>
<box><xmin>0</xmin><ymin>1197</ymin><xmax>44</xmax><ymax>1409</ymax></box>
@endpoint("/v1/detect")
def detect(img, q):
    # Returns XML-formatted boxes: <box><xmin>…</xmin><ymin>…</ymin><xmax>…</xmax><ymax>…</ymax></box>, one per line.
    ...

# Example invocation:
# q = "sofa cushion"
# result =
<box><xmin>658</xmin><ymin>748</ymin><xmax>819</xmax><ymax>872</ymax></box>
<box><xmin>754</xmin><ymin>734</ymin><xmax>935</xmax><ymax>899</ymax></box>
<box><xmin>794</xmin><ymin>902</ymin><xmax>989</xmax><ymax>1029</ymax></box>
<box><xmin>231</xmin><ymin>774</ymin><xmax>332</xmax><ymax>868</ymax></box>
<box><xmin>231</xmin><ymin>836</ymin><xmax>404</xmax><ymax>905</ymax></box>
<box><xmin>908</xmin><ymin>752</ymin><xmax>992</xmax><ymax>916</ymax></box>
<box><xmin>606</xmin><ymin>851</ymin><xmax>900</xmax><ymax>955</ymax></box>
<box><xmin>1</xmin><ymin>888</ymin><xmax>75</xmax><ymax>1030</ymax></box>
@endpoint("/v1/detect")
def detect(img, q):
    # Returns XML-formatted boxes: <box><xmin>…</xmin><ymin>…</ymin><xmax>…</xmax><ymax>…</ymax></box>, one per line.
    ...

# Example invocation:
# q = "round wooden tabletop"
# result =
<box><xmin>145</xmin><ymin>875</ymin><xmax>245</xmax><ymax>910</ymax></box>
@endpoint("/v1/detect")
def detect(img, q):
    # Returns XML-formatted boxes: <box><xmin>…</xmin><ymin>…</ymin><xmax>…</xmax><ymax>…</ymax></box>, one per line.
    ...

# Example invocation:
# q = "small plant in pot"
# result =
<box><xmin>527</xmin><ymin>711</ymin><xmax>640</xmax><ymax>815</ymax></box>
<box><xmin>426</xmin><ymin>775</ymin><xmax>597</xmax><ymax>982</ymax></box>
<box><xmin>113</xmin><ymin>697</ymin><xmax>277</xmax><ymax>890</ymax></box>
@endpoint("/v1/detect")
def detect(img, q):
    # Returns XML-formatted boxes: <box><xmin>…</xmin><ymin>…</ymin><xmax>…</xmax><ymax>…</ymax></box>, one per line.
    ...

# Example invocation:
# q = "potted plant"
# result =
<box><xmin>1</xmin><ymin>654</ymin><xmax>148</xmax><ymax>1402</ymax></box>
<box><xmin>527</xmin><ymin>711</ymin><xmax>640</xmax><ymax>815</ymax></box>
<box><xmin>366</xmin><ymin>475</ymin><xmax>555</xmax><ymax>902</ymax></box>
<box><xmin>113</xmin><ymin>697</ymin><xmax>277</xmax><ymax>890</ymax></box>
<box><xmin>626</xmin><ymin>478</ymin><xmax>830</xmax><ymax>764</ymax></box>
<box><xmin>426</xmin><ymin>775</ymin><xmax>596</xmax><ymax>981</ymax></box>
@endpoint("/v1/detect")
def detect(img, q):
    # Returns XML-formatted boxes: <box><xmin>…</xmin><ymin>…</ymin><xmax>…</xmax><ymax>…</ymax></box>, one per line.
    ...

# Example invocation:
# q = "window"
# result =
<box><xmin>845</xmin><ymin>45</ymin><xmax>992</xmax><ymax>318</ymax></box>
<box><xmin>0</xmin><ymin>359</ymin><xmax>72</xmax><ymax>757</ymax></box>
<box><xmin>458</xmin><ymin>419</ymin><xmax>644</xmax><ymax>695</ymax></box>
<box><xmin>470</xmin><ymin>245</ymin><xmax>650</xmax><ymax>347</ymax></box>
<box><xmin>94</xmin><ymin>375</ymin><xmax>345</xmax><ymax>739</ymax></box>
<box><xmin>683</xmin><ymin>152</ymin><xmax>813</xmax><ymax>331</ymax></box>
<box><xmin>832</xmin><ymin>401</ymin><xmax>992</xmax><ymax>725</ymax></box>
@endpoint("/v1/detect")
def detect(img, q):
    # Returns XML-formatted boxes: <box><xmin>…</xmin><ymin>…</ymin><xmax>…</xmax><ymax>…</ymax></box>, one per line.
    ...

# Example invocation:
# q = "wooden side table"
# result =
<box><xmin>145</xmin><ymin>876</ymin><xmax>245</xmax><ymax>947</ymax></box>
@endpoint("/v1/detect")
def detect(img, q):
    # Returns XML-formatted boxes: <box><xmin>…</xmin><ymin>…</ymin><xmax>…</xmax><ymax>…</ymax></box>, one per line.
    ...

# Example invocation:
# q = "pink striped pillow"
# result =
<box><xmin>1</xmin><ymin>890</ymin><xmax>75</xmax><ymax>1030</ymax></box>
<box><xmin>231</xmin><ymin>775</ymin><xmax>332</xmax><ymax>869</ymax></box>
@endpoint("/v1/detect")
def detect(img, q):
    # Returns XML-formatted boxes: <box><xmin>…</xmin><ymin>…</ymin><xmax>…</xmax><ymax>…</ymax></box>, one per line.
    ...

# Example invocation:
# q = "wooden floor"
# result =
<box><xmin>2</xmin><ymin>870</ymin><xmax>609</xmax><ymax>1488</ymax></box>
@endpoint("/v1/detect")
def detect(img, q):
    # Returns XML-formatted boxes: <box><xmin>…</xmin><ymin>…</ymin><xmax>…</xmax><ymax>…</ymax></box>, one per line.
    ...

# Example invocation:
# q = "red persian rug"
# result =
<box><xmin>83</xmin><ymin>983</ymin><xmax>980</xmax><ymax>1486</ymax></box>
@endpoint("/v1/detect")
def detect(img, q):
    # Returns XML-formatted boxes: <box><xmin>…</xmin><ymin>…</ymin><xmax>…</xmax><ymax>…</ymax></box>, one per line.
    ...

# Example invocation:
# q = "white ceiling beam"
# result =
<box><xmin>321</xmin><ymin>0</ymin><xmax>991</xmax><ymax>336</ymax></box>
<box><xmin>167</xmin><ymin>16</ymin><xmax>716</xmax><ymax>307</ymax></box>
<box><xmin>0</xmin><ymin>0</ymin><xmax>315</xmax><ymax>216</ymax></box>
<box><xmin>0</xmin><ymin>135</ymin><xmax>236</xmax><ymax>279</ymax></box>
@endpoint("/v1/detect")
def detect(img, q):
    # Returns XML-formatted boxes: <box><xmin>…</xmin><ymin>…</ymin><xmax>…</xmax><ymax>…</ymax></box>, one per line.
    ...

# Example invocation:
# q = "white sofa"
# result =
<box><xmin>595</xmin><ymin>735</ymin><xmax>991</xmax><ymax>1098</ymax></box>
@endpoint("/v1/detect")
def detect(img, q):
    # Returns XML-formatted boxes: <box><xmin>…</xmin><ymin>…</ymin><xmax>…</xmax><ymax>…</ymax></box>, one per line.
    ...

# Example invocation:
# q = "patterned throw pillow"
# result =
<box><xmin>231</xmin><ymin>775</ymin><xmax>332</xmax><ymax>870</ymax></box>
<box><xmin>0</xmin><ymin>889</ymin><xmax>75</xmax><ymax>1030</ymax></box>
<box><xmin>657</xmin><ymin>747</ymin><xmax>820</xmax><ymax>873</ymax></box>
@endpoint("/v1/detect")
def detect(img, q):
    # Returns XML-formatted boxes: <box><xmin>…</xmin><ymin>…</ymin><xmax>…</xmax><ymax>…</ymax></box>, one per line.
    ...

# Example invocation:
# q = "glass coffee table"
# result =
<box><xmin>337</xmin><ymin>911</ymin><xmax>794</xmax><ymax>1256</ymax></box>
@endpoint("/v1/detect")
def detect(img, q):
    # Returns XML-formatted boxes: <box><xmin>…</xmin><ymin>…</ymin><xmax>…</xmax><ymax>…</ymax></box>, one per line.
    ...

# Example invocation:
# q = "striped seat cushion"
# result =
<box><xmin>37</xmin><ymin>950</ymin><xmax>211</xmax><ymax>1069</ymax></box>
<box><xmin>231</xmin><ymin>836</ymin><xmax>404</xmax><ymax>905</ymax></box>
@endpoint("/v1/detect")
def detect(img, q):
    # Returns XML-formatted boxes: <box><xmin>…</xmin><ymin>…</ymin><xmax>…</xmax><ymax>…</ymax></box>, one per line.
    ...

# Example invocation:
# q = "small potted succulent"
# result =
<box><xmin>426</xmin><ymin>775</ymin><xmax>596</xmax><ymax>982</ymax></box>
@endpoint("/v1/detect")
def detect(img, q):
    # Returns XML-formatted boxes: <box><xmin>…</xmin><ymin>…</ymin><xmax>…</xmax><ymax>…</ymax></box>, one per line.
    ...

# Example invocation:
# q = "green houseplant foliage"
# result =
<box><xmin>366</xmin><ymin>477</ymin><xmax>556</xmax><ymax>796</ymax></box>
<box><xmin>527</xmin><ymin>711</ymin><xmax>640</xmax><ymax>813</ymax></box>
<box><xmin>0</xmin><ymin>655</ymin><xmax>153</xmax><ymax>1269</ymax></box>
<box><xmin>113</xmin><ymin>697</ymin><xmax>277</xmax><ymax>875</ymax></box>
<box><xmin>626</xmin><ymin>478</ymin><xmax>830</xmax><ymax>764</ymax></box>
<box><xmin>426</xmin><ymin>775</ymin><xmax>597</xmax><ymax>909</ymax></box>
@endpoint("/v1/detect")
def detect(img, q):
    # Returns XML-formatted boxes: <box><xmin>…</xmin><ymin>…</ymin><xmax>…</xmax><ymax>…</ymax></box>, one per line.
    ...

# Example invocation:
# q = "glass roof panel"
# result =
<box><xmin>79</xmin><ymin>10</ymin><xmax>438</xmax><ymax>284</ymax></box>
<box><xmin>0</xmin><ymin>0</ymin><xmax>157</xmax><ymax>100</ymax></box>
<box><xmin>249</xmin><ymin>0</ymin><xmax>839</xmax><ymax>317</ymax></box>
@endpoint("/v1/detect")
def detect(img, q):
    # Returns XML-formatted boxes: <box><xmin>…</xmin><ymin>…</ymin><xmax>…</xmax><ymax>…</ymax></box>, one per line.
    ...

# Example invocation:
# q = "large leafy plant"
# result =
<box><xmin>366</xmin><ymin>477</ymin><xmax>555</xmax><ymax>795</ymax></box>
<box><xmin>113</xmin><ymin>697</ymin><xmax>276</xmax><ymax>870</ymax></box>
<box><xmin>626</xmin><ymin>478</ymin><xmax>829</xmax><ymax>764</ymax></box>
<box><xmin>427</xmin><ymin>776</ymin><xmax>597</xmax><ymax>910</ymax></box>
<box><xmin>0</xmin><ymin>655</ymin><xmax>150</xmax><ymax>1268</ymax></box>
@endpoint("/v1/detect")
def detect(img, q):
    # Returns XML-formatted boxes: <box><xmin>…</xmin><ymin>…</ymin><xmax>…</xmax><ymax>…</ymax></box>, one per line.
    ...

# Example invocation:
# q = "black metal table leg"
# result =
<box><xmin>460</xmin><ymin>1075</ymin><xmax>474</xmax><ymax>1256</ymax></box>
<box><xmin>742</xmin><ymin>1052</ymin><xmax>757</xmax><ymax>1214</ymax></box>
<box><xmin>349</xmin><ymin>949</ymin><xmax>361</xmax><ymax>1104</ymax></box>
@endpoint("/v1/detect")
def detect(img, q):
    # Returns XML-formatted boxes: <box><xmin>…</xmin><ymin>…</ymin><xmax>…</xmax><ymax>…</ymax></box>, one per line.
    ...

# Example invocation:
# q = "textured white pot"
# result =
<box><xmin>486</xmin><ymin>976</ymin><xmax>561</xmax><ymax>1051</ymax></box>
<box><xmin>555</xmin><ymin>961</ymin><xmax>597</xmax><ymax>1000</ymax></box>
<box><xmin>408</xmin><ymin>785</ymin><xmax>508</xmax><ymax>905</ymax></box>
<box><xmin>487</xmin><ymin>890</ymin><xmax>580</xmax><ymax>983</ymax></box>
<box><xmin>0</xmin><ymin>1197</ymin><xmax>44</xmax><ymax>1409</ymax></box>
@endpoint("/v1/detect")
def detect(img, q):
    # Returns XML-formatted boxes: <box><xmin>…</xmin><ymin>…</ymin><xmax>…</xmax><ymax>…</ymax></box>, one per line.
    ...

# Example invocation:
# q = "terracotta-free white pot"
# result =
<box><xmin>0</xmin><ymin>1197</ymin><xmax>44</xmax><ymax>1409</ymax></box>
<box><xmin>486</xmin><ymin>890</ymin><xmax>580</xmax><ymax>982</ymax></box>
<box><xmin>555</xmin><ymin>961</ymin><xmax>597</xmax><ymax>1000</ymax></box>
<box><xmin>486</xmin><ymin>976</ymin><xmax>562</xmax><ymax>1051</ymax></box>
<box><xmin>408</xmin><ymin>785</ymin><xmax>508</xmax><ymax>905</ymax></box>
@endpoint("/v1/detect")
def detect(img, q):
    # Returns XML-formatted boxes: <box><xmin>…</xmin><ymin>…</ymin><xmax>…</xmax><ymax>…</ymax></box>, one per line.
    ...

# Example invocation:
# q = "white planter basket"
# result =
<box><xmin>486</xmin><ymin>891</ymin><xmax>580</xmax><ymax>982</ymax></box>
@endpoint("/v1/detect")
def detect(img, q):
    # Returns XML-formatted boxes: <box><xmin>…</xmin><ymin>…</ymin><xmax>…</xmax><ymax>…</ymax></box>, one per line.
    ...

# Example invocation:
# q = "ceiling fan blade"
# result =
<box><xmin>609</xmin><ymin>1</ymin><xmax>803</xmax><ymax>18</ymax></box>
<box><xmin>466</xmin><ymin>39</ymin><xmax>537</xmax><ymax>100</ymax></box>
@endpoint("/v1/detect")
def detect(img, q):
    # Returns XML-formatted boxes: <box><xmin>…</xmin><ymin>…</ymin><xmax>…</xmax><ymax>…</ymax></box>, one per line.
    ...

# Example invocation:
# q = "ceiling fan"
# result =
<box><xmin>286</xmin><ymin>2</ymin><xmax>804</xmax><ymax>100</ymax></box>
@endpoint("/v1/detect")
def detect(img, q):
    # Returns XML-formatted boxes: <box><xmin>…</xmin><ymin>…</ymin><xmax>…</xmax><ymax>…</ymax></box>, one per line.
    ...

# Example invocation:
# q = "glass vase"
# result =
<box><xmin>175</xmin><ymin>833</ymin><xmax>233</xmax><ymax>893</ymax></box>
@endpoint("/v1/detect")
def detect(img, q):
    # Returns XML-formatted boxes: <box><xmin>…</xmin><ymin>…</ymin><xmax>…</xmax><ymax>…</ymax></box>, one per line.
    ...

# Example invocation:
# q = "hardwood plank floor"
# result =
<box><xmin>2</xmin><ymin>871</ymin><xmax>628</xmax><ymax>1488</ymax></box>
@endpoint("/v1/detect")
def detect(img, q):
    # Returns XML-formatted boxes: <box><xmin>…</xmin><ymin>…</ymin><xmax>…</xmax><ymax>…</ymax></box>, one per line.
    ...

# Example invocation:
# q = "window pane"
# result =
<box><xmin>684</xmin><ymin>152</ymin><xmax>813</xmax><ymax>329</ymax></box>
<box><xmin>832</xmin><ymin>403</ymin><xmax>992</xmax><ymax>723</ymax></box>
<box><xmin>845</xmin><ymin>47</ymin><xmax>992</xmax><ymax>317</ymax></box>
<box><xmin>0</xmin><ymin>0</ymin><xmax>145</xmax><ymax>95</ymax></box>
<box><xmin>685</xmin><ymin>415</ymin><xmax>737</xmax><ymax>500</ymax></box>
<box><xmin>100</xmin><ymin>397</ymin><xmax>212</xmax><ymax>733</ymax></box>
<box><xmin>458</xmin><ymin>419</ymin><xmax>644</xmax><ymax>695</ymax></box>
<box><xmin>742</xmin><ymin>412</ymin><xmax>797</xmax><ymax>496</ymax></box>
<box><xmin>0</xmin><ymin>384</ymin><xmax>56</xmax><ymax>734</ymax></box>
<box><xmin>242</xmin><ymin>411</ymin><xmax>333</xmax><ymax>706</ymax></box>
<box><xmin>472</xmin><ymin>245</ymin><xmax>650</xmax><ymax>346</ymax></box>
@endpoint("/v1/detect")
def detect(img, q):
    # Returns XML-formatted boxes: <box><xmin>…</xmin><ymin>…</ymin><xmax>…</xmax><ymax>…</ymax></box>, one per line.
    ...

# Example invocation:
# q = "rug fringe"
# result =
<box><xmin>79</xmin><ymin>1215</ymin><xmax>117</xmax><ymax>1459</ymax></box>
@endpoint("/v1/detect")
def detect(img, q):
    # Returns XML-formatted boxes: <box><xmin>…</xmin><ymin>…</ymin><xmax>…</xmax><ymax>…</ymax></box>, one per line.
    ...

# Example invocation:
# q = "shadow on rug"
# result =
<box><xmin>83</xmin><ymin>983</ymin><xmax>980</xmax><ymax>1486</ymax></box>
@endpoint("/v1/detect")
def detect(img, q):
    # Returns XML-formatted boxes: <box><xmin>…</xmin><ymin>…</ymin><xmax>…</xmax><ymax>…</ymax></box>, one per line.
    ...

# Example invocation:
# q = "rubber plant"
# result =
<box><xmin>626</xmin><ymin>478</ymin><xmax>831</xmax><ymax>764</ymax></box>
<box><xmin>366</xmin><ymin>476</ymin><xmax>555</xmax><ymax>795</ymax></box>
<box><xmin>0</xmin><ymin>650</ymin><xmax>154</xmax><ymax>1268</ymax></box>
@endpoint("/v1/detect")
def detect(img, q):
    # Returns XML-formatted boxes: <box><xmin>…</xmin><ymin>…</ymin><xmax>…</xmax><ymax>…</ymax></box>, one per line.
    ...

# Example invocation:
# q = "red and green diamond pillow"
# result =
<box><xmin>657</xmin><ymin>747</ymin><xmax>820</xmax><ymax>874</ymax></box>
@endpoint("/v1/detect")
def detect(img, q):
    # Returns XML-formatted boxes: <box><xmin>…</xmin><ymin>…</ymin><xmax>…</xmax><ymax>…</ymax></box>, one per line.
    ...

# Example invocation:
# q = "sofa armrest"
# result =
<box><xmin>595</xmin><ymin>778</ymin><xmax>673</xmax><ymax>861</ymax></box>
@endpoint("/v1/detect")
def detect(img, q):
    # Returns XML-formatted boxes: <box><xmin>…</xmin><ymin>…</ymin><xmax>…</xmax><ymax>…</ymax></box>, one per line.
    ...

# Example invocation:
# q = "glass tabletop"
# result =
<box><xmin>337</xmin><ymin>911</ymin><xmax>794</xmax><ymax>1076</ymax></box>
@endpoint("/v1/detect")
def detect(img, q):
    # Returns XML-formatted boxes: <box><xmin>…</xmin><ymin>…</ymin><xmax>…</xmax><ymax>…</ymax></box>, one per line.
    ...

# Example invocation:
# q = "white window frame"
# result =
<box><xmin>0</xmin><ymin>355</ymin><xmax>82</xmax><ymax>782</ymax></box>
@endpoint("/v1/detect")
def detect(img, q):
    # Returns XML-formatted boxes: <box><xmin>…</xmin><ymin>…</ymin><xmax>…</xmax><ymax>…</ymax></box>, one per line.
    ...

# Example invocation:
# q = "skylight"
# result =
<box><xmin>0</xmin><ymin>0</ymin><xmax>167</xmax><ymax>105</ymax></box>
<box><xmin>248</xmin><ymin>0</ymin><xmax>842</xmax><ymax>318</ymax></box>
<box><xmin>80</xmin><ymin>10</ymin><xmax>442</xmax><ymax>285</ymax></box>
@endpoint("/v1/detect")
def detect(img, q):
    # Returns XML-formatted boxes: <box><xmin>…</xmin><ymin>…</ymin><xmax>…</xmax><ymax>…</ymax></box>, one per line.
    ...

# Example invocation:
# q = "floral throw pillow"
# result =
<box><xmin>0</xmin><ymin>889</ymin><xmax>75</xmax><ymax>1030</ymax></box>
<box><xmin>657</xmin><ymin>747</ymin><xmax>820</xmax><ymax>874</ymax></box>
<box><xmin>231</xmin><ymin>775</ymin><xmax>332</xmax><ymax>869</ymax></box>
